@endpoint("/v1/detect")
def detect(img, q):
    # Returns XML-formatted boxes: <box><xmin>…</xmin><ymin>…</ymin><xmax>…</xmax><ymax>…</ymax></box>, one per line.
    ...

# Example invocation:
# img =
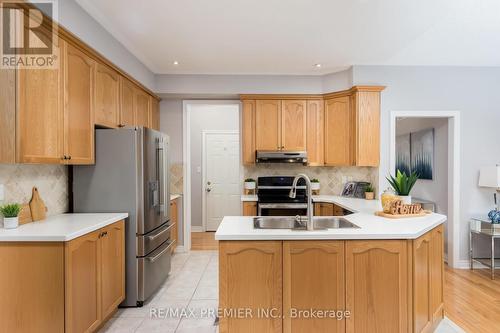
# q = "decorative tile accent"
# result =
<box><xmin>0</xmin><ymin>164</ymin><xmax>68</xmax><ymax>215</ymax></box>
<box><xmin>170</xmin><ymin>162</ymin><xmax>184</xmax><ymax>194</ymax></box>
<box><xmin>244</xmin><ymin>165</ymin><xmax>379</xmax><ymax>195</ymax></box>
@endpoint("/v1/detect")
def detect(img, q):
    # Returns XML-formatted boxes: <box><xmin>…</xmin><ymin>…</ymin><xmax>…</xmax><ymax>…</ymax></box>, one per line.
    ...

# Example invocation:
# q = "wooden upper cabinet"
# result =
<box><xmin>324</xmin><ymin>96</ymin><xmax>352</xmax><ymax>166</ymax></box>
<box><xmin>65</xmin><ymin>230</ymin><xmax>102</xmax><ymax>333</ymax></box>
<box><xmin>306</xmin><ymin>100</ymin><xmax>324</xmax><ymax>166</ymax></box>
<box><xmin>119</xmin><ymin>77</ymin><xmax>136</xmax><ymax>127</ymax></box>
<box><xmin>219</xmin><ymin>241</ymin><xmax>282</xmax><ymax>333</ymax></box>
<box><xmin>95</xmin><ymin>63</ymin><xmax>120</xmax><ymax>128</ymax></box>
<box><xmin>346</xmin><ymin>240</ymin><xmax>409</xmax><ymax>333</ymax></box>
<box><xmin>100</xmin><ymin>220</ymin><xmax>125</xmax><ymax>320</ymax></box>
<box><xmin>353</xmin><ymin>91</ymin><xmax>381</xmax><ymax>166</ymax></box>
<box><xmin>135</xmin><ymin>87</ymin><xmax>151</xmax><ymax>128</ymax></box>
<box><xmin>283</xmin><ymin>241</ymin><xmax>345</xmax><ymax>333</ymax></box>
<box><xmin>64</xmin><ymin>43</ymin><xmax>95</xmax><ymax>164</ymax></box>
<box><xmin>149</xmin><ymin>96</ymin><xmax>160</xmax><ymax>130</ymax></box>
<box><xmin>281</xmin><ymin>100</ymin><xmax>306</xmax><ymax>151</ymax></box>
<box><xmin>16</xmin><ymin>35</ymin><xmax>64</xmax><ymax>164</ymax></box>
<box><xmin>241</xmin><ymin>100</ymin><xmax>256</xmax><ymax>164</ymax></box>
<box><xmin>255</xmin><ymin>100</ymin><xmax>281</xmax><ymax>150</ymax></box>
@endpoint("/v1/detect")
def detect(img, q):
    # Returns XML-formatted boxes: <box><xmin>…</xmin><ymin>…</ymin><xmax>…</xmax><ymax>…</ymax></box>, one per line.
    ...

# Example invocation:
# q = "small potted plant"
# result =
<box><xmin>311</xmin><ymin>178</ymin><xmax>320</xmax><ymax>191</ymax></box>
<box><xmin>364</xmin><ymin>184</ymin><xmax>375</xmax><ymax>200</ymax></box>
<box><xmin>244</xmin><ymin>178</ymin><xmax>256</xmax><ymax>194</ymax></box>
<box><xmin>0</xmin><ymin>203</ymin><xmax>22</xmax><ymax>229</ymax></box>
<box><xmin>386</xmin><ymin>170</ymin><xmax>419</xmax><ymax>204</ymax></box>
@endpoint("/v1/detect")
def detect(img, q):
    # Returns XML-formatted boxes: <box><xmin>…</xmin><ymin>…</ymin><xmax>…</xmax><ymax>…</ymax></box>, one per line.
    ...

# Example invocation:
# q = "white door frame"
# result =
<box><xmin>202</xmin><ymin>130</ymin><xmax>240</xmax><ymax>232</ymax></box>
<box><xmin>182</xmin><ymin>100</ymin><xmax>241</xmax><ymax>251</ymax></box>
<box><xmin>389</xmin><ymin>111</ymin><xmax>461</xmax><ymax>268</ymax></box>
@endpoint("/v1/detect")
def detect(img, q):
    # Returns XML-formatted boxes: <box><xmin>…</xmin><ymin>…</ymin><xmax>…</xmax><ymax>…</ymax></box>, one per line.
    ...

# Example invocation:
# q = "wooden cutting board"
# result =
<box><xmin>29</xmin><ymin>187</ymin><xmax>47</xmax><ymax>221</ymax></box>
<box><xmin>18</xmin><ymin>204</ymin><xmax>33</xmax><ymax>225</ymax></box>
<box><xmin>375</xmin><ymin>210</ymin><xmax>432</xmax><ymax>219</ymax></box>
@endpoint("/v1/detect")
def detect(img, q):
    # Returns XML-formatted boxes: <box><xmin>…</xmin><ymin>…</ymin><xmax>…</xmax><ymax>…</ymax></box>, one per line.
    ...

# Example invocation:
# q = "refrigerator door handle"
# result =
<box><xmin>157</xmin><ymin>139</ymin><xmax>166</xmax><ymax>214</ymax></box>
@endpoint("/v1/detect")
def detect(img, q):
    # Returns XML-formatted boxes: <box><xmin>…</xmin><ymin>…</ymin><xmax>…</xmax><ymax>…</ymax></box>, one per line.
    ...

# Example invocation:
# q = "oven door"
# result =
<box><xmin>258</xmin><ymin>203</ymin><xmax>308</xmax><ymax>216</ymax></box>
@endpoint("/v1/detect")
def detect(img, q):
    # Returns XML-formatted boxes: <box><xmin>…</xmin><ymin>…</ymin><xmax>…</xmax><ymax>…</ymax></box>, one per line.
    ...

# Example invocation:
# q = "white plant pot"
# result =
<box><xmin>244</xmin><ymin>182</ymin><xmax>256</xmax><ymax>190</ymax></box>
<box><xmin>3</xmin><ymin>217</ymin><xmax>19</xmax><ymax>229</ymax></box>
<box><xmin>311</xmin><ymin>183</ymin><xmax>320</xmax><ymax>191</ymax></box>
<box><xmin>399</xmin><ymin>195</ymin><xmax>412</xmax><ymax>204</ymax></box>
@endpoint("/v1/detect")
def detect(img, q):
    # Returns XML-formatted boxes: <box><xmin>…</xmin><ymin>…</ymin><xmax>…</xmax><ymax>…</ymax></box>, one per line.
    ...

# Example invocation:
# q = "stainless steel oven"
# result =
<box><xmin>257</xmin><ymin>176</ymin><xmax>308</xmax><ymax>216</ymax></box>
<box><xmin>258</xmin><ymin>203</ymin><xmax>307</xmax><ymax>216</ymax></box>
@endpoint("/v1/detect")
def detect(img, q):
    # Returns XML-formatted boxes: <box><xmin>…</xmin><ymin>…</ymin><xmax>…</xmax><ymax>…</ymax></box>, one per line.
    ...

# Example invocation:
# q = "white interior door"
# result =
<box><xmin>204</xmin><ymin>132</ymin><xmax>240</xmax><ymax>231</ymax></box>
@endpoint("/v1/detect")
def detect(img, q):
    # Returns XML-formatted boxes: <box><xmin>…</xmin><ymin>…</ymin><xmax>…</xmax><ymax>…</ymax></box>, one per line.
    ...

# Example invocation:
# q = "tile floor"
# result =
<box><xmin>99</xmin><ymin>250</ymin><xmax>463</xmax><ymax>333</ymax></box>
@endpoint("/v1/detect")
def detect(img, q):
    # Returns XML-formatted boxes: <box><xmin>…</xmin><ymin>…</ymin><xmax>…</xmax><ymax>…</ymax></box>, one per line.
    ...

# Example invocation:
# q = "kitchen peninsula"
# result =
<box><xmin>215</xmin><ymin>197</ymin><xmax>446</xmax><ymax>333</ymax></box>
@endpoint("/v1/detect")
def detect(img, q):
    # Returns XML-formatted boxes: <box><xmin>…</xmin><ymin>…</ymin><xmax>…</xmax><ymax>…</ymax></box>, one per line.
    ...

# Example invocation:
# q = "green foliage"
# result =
<box><xmin>386</xmin><ymin>170</ymin><xmax>419</xmax><ymax>196</ymax></box>
<box><xmin>0</xmin><ymin>203</ymin><xmax>22</xmax><ymax>218</ymax></box>
<box><xmin>311</xmin><ymin>178</ymin><xmax>320</xmax><ymax>183</ymax></box>
<box><xmin>244</xmin><ymin>178</ymin><xmax>255</xmax><ymax>182</ymax></box>
<box><xmin>365</xmin><ymin>184</ymin><xmax>375</xmax><ymax>193</ymax></box>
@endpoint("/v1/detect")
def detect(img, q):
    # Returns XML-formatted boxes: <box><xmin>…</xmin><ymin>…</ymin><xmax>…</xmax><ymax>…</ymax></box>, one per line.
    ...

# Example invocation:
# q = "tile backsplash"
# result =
<box><xmin>244</xmin><ymin>164</ymin><xmax>378</xmax><ymax>195</ymax></box>
<box><xmin>0</xmin><ymin>164</ymin><xmax>68</xmax><ymax>215</ymax></box>
<box><xmin>170</xmin><ymin>162</ymin><xmax>184</xmax><ymax>194</ymax></box>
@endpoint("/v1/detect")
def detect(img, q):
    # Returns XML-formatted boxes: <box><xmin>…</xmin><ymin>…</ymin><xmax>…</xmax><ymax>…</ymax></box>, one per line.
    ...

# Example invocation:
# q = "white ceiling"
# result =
<box><xmin>76</xmin><ymin>0</ymin><xmax>500</xmax><ymax>75</ymax></box>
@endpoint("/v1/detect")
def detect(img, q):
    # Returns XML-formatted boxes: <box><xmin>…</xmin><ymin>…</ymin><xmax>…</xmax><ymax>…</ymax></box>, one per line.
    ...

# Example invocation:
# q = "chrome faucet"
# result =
<box><xmin>289</xmin><ymin>174</ymin><xmax>314</xmax><ymax>231</ymax></box>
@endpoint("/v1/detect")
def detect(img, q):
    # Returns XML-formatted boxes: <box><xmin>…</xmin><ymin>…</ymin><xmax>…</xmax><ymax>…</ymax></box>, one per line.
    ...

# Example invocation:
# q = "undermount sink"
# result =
<box><xmin>253</xmin><ymin>216</ymin><xmax>359</xmax><ymax>230</ymax></box>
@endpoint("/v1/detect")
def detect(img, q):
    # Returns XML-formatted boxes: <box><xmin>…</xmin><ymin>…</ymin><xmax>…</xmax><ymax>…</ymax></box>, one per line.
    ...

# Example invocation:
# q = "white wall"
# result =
<box><xmin>34</xmin><ymin>0</ymin><xmax>156</xmax><ymax>90</ymax></box>
<box><xmin>188</xmin><ymin>103</ymin><xmax>240</xmax><ymax>227</ymax></box>
<box><xmin>353</xmin><ymin>65</ymin><xmax>500</xmax><ymax>263</ymax></box>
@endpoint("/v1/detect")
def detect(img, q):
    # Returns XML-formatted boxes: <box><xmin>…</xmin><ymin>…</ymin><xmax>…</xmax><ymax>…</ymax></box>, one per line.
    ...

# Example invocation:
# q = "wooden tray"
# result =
<box><xmin>375</xmin><ymin>210</ymin><xmax>432</xmax><ymax>219</ymax></box>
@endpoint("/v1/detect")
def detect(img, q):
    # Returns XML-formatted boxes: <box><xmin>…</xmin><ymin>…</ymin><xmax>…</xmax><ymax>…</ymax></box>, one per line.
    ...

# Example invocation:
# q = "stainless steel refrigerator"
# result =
<box><xmin>73</xmin><ymin>127</ymin><xmax>172</xmax><ymax>307</ymax></box>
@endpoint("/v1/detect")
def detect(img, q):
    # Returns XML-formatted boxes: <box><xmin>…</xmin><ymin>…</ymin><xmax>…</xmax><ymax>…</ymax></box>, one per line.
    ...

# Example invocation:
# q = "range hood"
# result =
<box><xmin>255</xmin><ymin>151</ymin><xmax>308</xmax><ymax>164</ymax></box>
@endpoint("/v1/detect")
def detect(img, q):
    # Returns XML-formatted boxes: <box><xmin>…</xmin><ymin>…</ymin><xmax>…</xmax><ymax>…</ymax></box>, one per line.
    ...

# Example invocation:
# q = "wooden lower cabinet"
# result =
<box><xmin>242</xmin><ymin>202</ymin><xmax>257</xmax><ymax>216</ymax></box>
<box><xmin>283</xmin><ymin>241</ymin><xmax>345</xmax><ymax>333</ymax></box>
<box><xmin>170</xmin><ymin>199</ymin><xmax>178</xmax><ymax>252</ymax></box>
<box><xmin>219</xmin><ymin>226</ymin><xmax>444</xmax><ymax>333</ymax></box>
<box><xmin>0</xmin><ymin>220</ymin><xmax>125</xmax><ymax>333</ymax></box>
<box><xmin>219</xmin><ymin>241</ymin><xmax>282</xmax><ymax>333</ymax></box>
<box><xmin>314</xmin><ymin>202</ymin><xmax>345</xmax><ymax>216</ymax></box>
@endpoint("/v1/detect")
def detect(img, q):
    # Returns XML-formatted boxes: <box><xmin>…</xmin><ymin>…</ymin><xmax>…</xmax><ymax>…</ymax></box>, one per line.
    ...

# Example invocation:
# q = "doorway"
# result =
<box><xmin>390</xmin><ymin>111</ymin><xmax>460</xmax><ymax>268</ymax></box>
<box><xmin>202</xmin><ymin>131</ymin><xmax>240</xmax><ymax>231</ymax></box>
<box><xmin>182</xmin><ymin>101</ymin><xmax>241</xmax><ymax>251</ymax></box>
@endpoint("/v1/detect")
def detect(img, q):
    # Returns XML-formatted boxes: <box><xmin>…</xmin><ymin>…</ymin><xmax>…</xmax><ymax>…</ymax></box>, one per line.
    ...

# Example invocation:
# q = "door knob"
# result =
<box><xmin>206</xmin><ymin>188</ymin><xmax>212</xmax><ymax>193</ymax></box>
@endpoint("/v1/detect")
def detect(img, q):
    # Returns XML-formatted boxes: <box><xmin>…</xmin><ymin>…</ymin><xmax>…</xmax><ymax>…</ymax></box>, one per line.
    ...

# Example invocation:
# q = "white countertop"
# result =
<box><xmin>241</xmin><ymin>195</ymin><xmax>258</xmax><ymax>202</ymax></box>
<box><xmin>0</xmin><ymin>213</ymin><xmax>128</xmax><ymax>242</ymax></box>
<box><xmin>170</xmin><ymin>194</ymin><xmax>182</xmax><ymax>201</ymax></box>
<box><xmin>217</xmin><ymin>195</ymin><xmax>446</xmax><ymax>240</ymax></box>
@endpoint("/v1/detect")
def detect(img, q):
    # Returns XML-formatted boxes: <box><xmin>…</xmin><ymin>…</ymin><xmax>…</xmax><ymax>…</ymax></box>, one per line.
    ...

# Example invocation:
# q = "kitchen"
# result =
<box><xmin>1</xmin><ymin>1</ymin><xmax>500</xmax><ymax>333</ymax></box>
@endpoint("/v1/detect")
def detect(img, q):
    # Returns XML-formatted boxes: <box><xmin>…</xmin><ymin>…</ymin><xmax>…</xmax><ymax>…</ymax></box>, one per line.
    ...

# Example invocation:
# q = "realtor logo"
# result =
<box><xmin>1</xmin><ymin>0</ymin><xmax>58</xmax><ymax>69</ymax></box>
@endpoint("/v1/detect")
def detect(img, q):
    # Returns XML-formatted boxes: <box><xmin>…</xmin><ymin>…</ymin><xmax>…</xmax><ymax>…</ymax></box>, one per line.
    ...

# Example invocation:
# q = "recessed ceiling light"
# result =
<box><xmin>314</xmin><ymin>63</ymin><xmax>322</xmax><ymax>68</ymax></box>
<box><xmin>173</xmin><ymin>61</ymin><xmax>179</xmax><ymax>65</ymax></box>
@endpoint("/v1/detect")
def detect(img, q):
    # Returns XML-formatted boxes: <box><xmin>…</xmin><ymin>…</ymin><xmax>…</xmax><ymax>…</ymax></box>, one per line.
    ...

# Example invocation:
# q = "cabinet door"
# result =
<box><xmin>354</xmin><ymin>91</ymin><xmax>381</xmax><ymax>166</ymax></box>
<box><xmin>150</xmin><ymin>96</ymin><xmax>160</xmax><ymax>130</ymax></box>
<box><xmin>283</xmin><ymin>241</ymin><xmax>345</xmax><ymax>333</ymax></box>
<box><xmin>95</xmin><ymin>63</ymin><xmax>120</xmax><ymax>128</ymax></box>
<box><xmin>413</xmin><ymin>230</ymin><xmax>432</xmax><ymax>333</ymax></box>
<box><xmin>101</xmin><ymin>220</ymin><xmax>125</xmax><ymax>320</ymax></box>
<box><xmin>242</xmin><ymin>202</ymin><xmax>257</xmax><ymax>216</ymax></box>
<box><xmin>65</xmin><ymin>230</ymin><xmax>101</xmax><ymax>333</ymax></box>
<box><xmin>306</xmin><ymin>100</ymin><xmax>324</xmax><ymax>166</ymax></box>
<box><xmin>314</xmin><ymin>203</ymin><xmax>334</xmax><ymax>216</ymax></box>
<box><xmin>219</xmin><ymin>241</ymin><xmax>282</xmax><ymax>333</ymax></box>
<box><xmin>64</xmin><ymin>43</ymin><xmax>95</xmax><ymax>164</ymax></box>
<box><xmin>241</xmin><ymin>100</ymin><xmax>256</xmax><ymax>164</ymax></box>
<box><xmin>430</xmin><ymin>225</ymin><xmax>444</xmax><ymax>327</ymax></box>
<box><xmin>170</xmin><ymin>200</ymin><xmax>178</xmax><ymax>252</ymax></box>
<box><xmin>281</xmin><ymin>100</ymin><xmax>307</xmax><ymax>151</ymax></box>
<box><xmin>255</xmin><ymin>100</ymin><xmax>281</xmax><ymax>150</ymax></box>
<box><xmin>346</xmin><ymin>240</ymin><xmax>409</xmax><ymax>333</ymax></box>
<box><xmin>325</xmin><ymin>96</ymin><xmax>352</xmax><ymax>166</ymax></box>
<box><xmin>17</xmin><ymin>35</ymin><xmax>64</xmax><ymax>163</ymax></box>
<box><xmin>135</xmin><ymin>87</ymin><xmax>151</xmax><ymax>128</ymax></box>
<box><xmin>119</xmin><ymin>77</ymin><xmax>136</xmax><ymax>127</ymax></box>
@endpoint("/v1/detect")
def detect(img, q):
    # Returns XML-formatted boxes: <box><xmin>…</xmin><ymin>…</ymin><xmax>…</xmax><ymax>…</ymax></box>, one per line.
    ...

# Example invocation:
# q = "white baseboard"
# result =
<box><xmin>191</xmin><ymin>226</ymin><xmax>205</xmax><ymax>232</ymax></box>
<box><xmin>454</xmin><ymin>259</ymin><xmax>489</xmax><ymax>269</ymax></box>
<box><xmin>174</xmin><ymin>245</ymin><xmax>186</xmax><ymax>253</ymax></box>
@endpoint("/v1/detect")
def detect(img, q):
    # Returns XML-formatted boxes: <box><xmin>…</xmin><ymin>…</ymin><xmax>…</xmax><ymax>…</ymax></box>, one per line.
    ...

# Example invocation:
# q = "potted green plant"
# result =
<box><xmin>244</xmin><ymin>178</ymin><xmax>256</xmax><ymax>190</ymax></box>
<box><xmin>0</xmin><ymin>203</ymin><xmax>22</xmax><ymax>229</ymax></box>
<box><xmin>364</xmin><ymin>184</ymin><xmax>375</xmax><ymax>200</ymax></box>
<box><xmin>310</xmin><ymin>178</ymin><xmax>320</xmax><ymax>191</ymax></box>
<box><xmin>386</xmin><ymin>170</ymin><xmax>419</xmax><ymax>204</ymax></box>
